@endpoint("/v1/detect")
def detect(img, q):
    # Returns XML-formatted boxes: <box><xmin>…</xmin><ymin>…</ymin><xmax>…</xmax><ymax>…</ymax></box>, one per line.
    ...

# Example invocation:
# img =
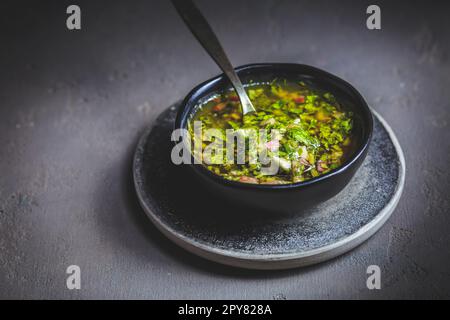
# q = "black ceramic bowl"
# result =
<box><xmin>174</xmin><ymin>63</ymin><xmax>373</xmax><ymax>214</ymax></box>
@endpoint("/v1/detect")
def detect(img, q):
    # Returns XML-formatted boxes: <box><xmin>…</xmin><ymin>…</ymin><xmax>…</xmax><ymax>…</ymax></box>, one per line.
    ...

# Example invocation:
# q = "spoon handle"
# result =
<box><xmin>171</xmin><ymin>0</ymin><xmax>256</xmax><ymax>115</ymax></box>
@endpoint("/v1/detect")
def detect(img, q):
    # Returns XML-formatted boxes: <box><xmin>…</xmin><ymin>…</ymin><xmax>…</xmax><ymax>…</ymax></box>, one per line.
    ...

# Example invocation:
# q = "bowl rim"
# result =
<box><xmin>174</xmin><ymin>62</ymin><xmax>373</xmax><ymax>190</ymax></box>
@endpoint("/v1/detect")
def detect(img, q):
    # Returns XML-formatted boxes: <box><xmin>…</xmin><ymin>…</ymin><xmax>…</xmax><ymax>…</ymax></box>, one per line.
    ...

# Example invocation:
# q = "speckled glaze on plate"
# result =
<box><xmin>133</xmin><ymin>103</ymin><xmax>405</xmax><ymax>270</ymax></box>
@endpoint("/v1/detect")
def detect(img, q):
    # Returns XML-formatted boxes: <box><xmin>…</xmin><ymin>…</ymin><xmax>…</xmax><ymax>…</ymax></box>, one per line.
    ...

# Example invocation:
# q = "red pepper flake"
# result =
<box><xmin>212</xmin><ymin>102</ymin><xmax>227</xmax><ymax>112</ymax></box>
<box><xmin>239</xmin><ymin>176</ymin><xmax>259</xmax><ymax>184</ymax></box>
<box><xmin>294</xmin><ymin>96</ymin><xmax>305</xmax><ymax>104</ymax></box>
<box><xmin>265</xmin><ymin>140</ymin><xmax>280</xmax><ymax>151</ymax></box>
<box><xmin>316</xmin><ymin>160</ymin><xmax>325</xmax><ymax>172</ymax></box>
<box><xmin>299</xmin><ymin>157</ymin><xmax>310</xmax><ymax>166</ymax></box>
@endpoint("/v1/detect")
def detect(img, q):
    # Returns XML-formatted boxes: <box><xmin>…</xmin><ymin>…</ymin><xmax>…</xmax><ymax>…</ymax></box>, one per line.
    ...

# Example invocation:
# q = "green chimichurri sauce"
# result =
<box><xmin>188</xmin><ymin>80</ymin><xmax>354</xmax><ymax>184</ymax></box>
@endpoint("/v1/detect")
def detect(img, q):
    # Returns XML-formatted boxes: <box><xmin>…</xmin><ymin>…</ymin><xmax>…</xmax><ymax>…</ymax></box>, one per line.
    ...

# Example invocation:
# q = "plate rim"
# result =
<box><xmin>133</xmin><ymin>108</ymin><xmax>405</xmax><ymax>270</ymax></box>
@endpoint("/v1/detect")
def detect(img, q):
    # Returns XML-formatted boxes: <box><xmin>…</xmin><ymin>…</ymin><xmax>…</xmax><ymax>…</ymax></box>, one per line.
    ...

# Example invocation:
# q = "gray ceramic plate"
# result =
<box><xmin>133</xmin><ymin>104</ymin><xmax>405</xmax><ymax>270</ymax></box>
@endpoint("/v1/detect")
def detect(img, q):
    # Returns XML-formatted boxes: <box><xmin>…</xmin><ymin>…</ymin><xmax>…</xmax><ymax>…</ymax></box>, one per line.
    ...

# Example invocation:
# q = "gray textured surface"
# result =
<box><xmin>0</xmin><ymin>0</ymin><xmax>449</xmax><ymax>299</ymax></box>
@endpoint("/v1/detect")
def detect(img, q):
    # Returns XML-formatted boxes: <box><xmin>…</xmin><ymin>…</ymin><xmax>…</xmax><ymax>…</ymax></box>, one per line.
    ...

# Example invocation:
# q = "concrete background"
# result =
<box><xmin>0</xmin><ymin>0</ymin><xmax>449</xmax><ymax>299</ymax></box>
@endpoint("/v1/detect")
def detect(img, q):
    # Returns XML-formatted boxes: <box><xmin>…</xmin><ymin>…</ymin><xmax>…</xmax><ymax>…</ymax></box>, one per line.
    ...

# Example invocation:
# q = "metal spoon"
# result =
<box><xmin>171</xmin><ymin>0</ymin><xmax>256</xmax><ymax>115</ymax></box>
